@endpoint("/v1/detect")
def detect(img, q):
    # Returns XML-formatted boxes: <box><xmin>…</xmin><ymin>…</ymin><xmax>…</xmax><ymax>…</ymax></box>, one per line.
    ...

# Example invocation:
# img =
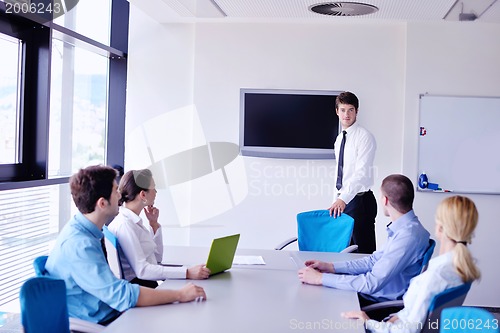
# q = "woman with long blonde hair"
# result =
<box><xmin>342</xmin><ymin>195</ymin><xmax>480</xmax><ymax>333</ymax></box>
<box><xmin>435</xmin><ymin>196</ymin><xmax>480</xmax><ymax>283</ymax></box>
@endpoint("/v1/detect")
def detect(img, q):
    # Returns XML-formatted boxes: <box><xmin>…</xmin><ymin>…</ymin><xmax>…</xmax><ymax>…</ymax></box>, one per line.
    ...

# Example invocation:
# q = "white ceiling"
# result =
<box><xmin>131</xmin><ymin>0</ymin><xmax>500</xmax><ymax>24</ymax></box>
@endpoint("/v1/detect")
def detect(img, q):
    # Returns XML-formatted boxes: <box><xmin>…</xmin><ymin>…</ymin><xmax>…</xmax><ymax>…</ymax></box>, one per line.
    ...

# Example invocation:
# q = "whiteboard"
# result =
<box><xmin>418</xmin><ymin>94</ymin><xmax>500</xmax><ymax>194</ymax></box>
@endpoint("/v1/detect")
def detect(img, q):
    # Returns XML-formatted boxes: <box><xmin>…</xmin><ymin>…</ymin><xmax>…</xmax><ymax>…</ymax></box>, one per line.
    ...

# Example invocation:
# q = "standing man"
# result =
<box><xmin>45</xmin><ymin>165</ymin><xmax>206</xmax><ymax>325</ymax></box>
<box><xmin>329</xmin><ymin>91</ymin><xmax>377</xmax><ymax>254</ymax></box>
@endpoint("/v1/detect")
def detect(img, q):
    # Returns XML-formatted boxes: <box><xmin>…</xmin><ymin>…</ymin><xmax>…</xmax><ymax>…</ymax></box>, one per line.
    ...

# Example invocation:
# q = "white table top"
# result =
<box><xmin>103</xmin><ymin>247</ymin><xmax>367</xmax><ymax>333</ymax></box>
<box><xmin>162</xmin><ymin>246</ymin><xmax>367</xmax><ymax>271</ymax></box>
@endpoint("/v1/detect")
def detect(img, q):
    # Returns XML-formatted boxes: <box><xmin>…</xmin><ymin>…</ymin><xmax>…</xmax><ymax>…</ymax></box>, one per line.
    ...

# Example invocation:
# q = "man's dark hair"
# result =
<box><xmin>112</xmin><ymin>164</ymin><xmax>125</xmax><ymax>183</ymax></box>
<box><xmin>335</xmin><ymin>91</ymin><xmax>359</xmax><ymax>110</ymax></box>
<box><xmin>381</xmin><ymin>174</ymin><xmax>415</xmax><ymax>214</ymax></box>
<box><xmin>118</xmin><ymin>169</ymin><xmax>153</xmax><ymax>206</ymax></box>
<box><xmin>70</xmin><ymin>165</ymin><xmax>117</xmax><ymax>214</ymax></box>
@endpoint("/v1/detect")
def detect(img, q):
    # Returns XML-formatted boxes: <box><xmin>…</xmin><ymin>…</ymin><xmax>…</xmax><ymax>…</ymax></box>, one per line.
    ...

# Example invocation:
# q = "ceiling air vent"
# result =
<box><xmin>310</xmin><ymin>2</ymin><xmax>378</xmax><ymax>16</ymax></box>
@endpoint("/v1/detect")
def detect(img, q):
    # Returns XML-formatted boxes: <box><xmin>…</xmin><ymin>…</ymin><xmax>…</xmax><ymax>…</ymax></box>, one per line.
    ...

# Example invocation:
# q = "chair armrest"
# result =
<box><xmin>274</xmin><ymin>237</ymin><xmax>298</xmax><ymax>250</ymax></box>
<box><xmin>69</xmin><ymin>317</ymin><xmax>106</xmax><ymax>333</ymax></box>
<box><xmin>361</xmin><ymin>300</ymin><xmax>404</xmax><ymax>313</ymax></box>
<box><xmin>340</xmin><ymin>245</ymin><xmax>358</xmax><ymax>253</ymax></box>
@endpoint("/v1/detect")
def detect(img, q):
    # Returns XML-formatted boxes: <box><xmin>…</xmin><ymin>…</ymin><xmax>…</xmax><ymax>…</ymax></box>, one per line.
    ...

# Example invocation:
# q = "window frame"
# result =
<box><xmin>0</xmin><ymin>9</ymin><xmax>50</xmax><ymax>182</ymax></box>
<box><xmin>0</xmin><ymin>0</ymin><xmax>128</xmax><ymax>189</ymax></box>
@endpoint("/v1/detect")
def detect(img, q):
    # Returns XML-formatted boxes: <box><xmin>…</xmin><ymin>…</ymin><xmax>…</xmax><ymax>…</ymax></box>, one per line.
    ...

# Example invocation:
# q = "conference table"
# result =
<box><xmin>102</xmin><ymin>247</ymin><xmax>368</xmax><ymax>333</ymax></box>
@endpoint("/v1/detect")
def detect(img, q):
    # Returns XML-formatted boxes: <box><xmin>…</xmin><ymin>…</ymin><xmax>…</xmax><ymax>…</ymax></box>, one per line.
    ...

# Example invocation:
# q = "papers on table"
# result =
<box><xmin>233</xmin><ymin>255</ymin><xmax>266</xmax><ymax>265</ymax></box>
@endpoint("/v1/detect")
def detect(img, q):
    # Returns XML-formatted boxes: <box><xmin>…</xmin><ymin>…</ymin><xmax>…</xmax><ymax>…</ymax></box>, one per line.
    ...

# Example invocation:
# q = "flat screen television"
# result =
<box><xmin>239</xmin><ymin>89</ymin><xmax>340</xmax><ymax>159</ymax></box>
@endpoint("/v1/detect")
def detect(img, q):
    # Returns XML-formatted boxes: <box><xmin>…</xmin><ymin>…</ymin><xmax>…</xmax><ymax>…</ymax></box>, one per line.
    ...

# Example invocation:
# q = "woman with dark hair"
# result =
<box><xmin>108</xmin><ymin>169</ymin><xmax>210</xmax><ymax>288</ymax></box>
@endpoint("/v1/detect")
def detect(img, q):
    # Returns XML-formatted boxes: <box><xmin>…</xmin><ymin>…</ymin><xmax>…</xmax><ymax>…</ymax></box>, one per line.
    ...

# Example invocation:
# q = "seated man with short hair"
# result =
<box><xmin>45</xmin><ymin>165</ymin><xmax>206</xmax><ymax>325</ymax></box>
<box><xmin>298</xmin><ymin>174</ymin><xmax>430</xmax><ymax>307</ymax></box>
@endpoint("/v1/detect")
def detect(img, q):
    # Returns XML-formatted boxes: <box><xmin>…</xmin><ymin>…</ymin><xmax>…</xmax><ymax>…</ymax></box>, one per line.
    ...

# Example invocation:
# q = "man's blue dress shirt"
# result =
<box><xmin>45</xmin><ymin>212</ymin><xmax>140</xmax><ymax>324</ymax></box>
<box><xmin>322</xmin><ymin>210</ymin><xmax>430</xmax><ymax>302</ymax></box>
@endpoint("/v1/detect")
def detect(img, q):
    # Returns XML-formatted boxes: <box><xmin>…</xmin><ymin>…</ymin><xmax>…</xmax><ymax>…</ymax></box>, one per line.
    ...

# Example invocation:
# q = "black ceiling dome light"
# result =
<box><xmin>310</xmin><ymin>2</ymin><xmax>379</xmax><ymax>16</ymax></box>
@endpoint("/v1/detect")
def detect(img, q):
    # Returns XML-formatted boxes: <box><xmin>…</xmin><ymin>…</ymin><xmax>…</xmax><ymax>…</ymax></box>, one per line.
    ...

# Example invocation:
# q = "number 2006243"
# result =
<box><xmin>6</xmin><ymin>2</ymin><xmax>62</xmax><ymax>14</ymax></box>
<box><xmin>442</xmin><ymin>318</ymin><xmax>499</xmax><ymax>330</ymax></box>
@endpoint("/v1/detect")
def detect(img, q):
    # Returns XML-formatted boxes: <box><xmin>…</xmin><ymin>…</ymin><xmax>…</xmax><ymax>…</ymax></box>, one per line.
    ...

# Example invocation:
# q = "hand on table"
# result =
<box><xmin>304</xmin><ymin>260</ymin><xmax>335</xmax><ymax>273</ymax></box>
<box><xmin>178</xmin><ymin>282</ymin><xmax>207</xmax><ymax>303</ymax></box>
<box><xmin>187</xmin><ymin>264</ymin><xmax>211</xmax><ymax>280</ymax></box>
<box><xmin>341</xmin><ymin>310</ymin><xmax>370</xmax><ymax>321</ymax></box>
<box><xmin>297</xmin><ymin>266</ymin><xmax>323</xmax><ymax>285</ymax></box>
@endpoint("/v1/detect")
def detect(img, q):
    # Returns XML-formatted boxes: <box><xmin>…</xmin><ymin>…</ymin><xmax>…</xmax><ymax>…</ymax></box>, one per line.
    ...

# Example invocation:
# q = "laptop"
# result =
<box><xmin>205</xmin><ymin>234</ymin><xmax>240</xmax><ymax>275</ymax></box>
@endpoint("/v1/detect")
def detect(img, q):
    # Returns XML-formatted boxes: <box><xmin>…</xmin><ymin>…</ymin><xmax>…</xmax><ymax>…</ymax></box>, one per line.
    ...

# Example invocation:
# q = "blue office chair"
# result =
<box><xmin>102</xmin><ymin>226</ymin><xmax>125</xmax><ymax>279</ymax></box>
<box><xmin>33</xmin><ymin>255</ymin><xmax>48</xmax><ymax>276</ymax></box>
<box><xmin>422</xmin><ymin>283</ymin><xmax>473</xmax><ymax>332</ymax></box>
<box><xmin>421</xmin><ymin>239</ymin><xmax>436</xmax><ymax>273</ymax></box>
<box><xmin>361</xmin><ymin>238</ymin><xmax>437</xmax><ymax>313</ymax></box>
<box><xmin>20</xmin><ymin>277</ymin><xmax>70</xmax><ymax>333</ymax></box>
<box><xmin>275</xmin><ymin>210</ymin><xmax>358</xmax><ymax>253</ymax></box>
<box><xmin>363</xmin><ymin>283</ymin><xmax>472</xmax><ymax>332</ymax></box>
<box><xmin>440</xmin><ymin>307</ymin><xmax>499</xmax><ymax>333</ymax></box>
<box><xmin>20</xmin><ymin>277</ymin><xmax>105</xmax><ymax>333</ymax></box>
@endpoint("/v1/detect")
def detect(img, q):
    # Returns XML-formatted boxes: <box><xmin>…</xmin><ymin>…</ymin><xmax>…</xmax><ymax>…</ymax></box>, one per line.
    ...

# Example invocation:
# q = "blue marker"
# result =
<box><xmin>418</xmin><ymin>172</ymin><xmax>428</xmax><ymax>189</ymax></box>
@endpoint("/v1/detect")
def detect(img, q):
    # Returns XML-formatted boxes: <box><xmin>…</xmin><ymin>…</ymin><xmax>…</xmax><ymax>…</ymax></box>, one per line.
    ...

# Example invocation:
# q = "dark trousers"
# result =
<box><xmin>343</xmin><ymin>190</ymin><xmax>377</xmax><ymax>254</ymax></box>
<box><xmin>130</xmin><ymin>277</ymin><xmax>159</xmax><ymax>289</ymax></box>
<box><xmin>358</xmin><ymin>294</ymin><xmax>403</xmax><ymax>321</ymax></box>
<box><xmin>98</xmin><ymin>311</ymin><xmax>122</xmax><ymax>326</ymax></box>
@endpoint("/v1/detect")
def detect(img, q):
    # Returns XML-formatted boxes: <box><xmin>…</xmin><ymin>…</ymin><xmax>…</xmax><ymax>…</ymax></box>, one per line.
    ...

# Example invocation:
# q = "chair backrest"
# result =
<box><xmin>20</xmin><ymin>277</ymin><xmax>70</xmax><ymax>333</ymax></box>
<box><xmin>296</xmin><ymin>210</ymin><xmax>354</xmax><ymax>252</ymax></box>
<box><xmin>421</xmin><ymin>282</ymin><xmax>472</xmax><ymax>333</ymax></box>
<box><xmin>102</xmin><ymin>226</ymin><xmax>125</xmax><ymax>279</ymax></box>
<box><xmin>440</xmin><ymin>306</ymin><xmax>499</xmax><ymax>333</ymax></box>
<box><xmin>33</xmin><ymin>255</ymin><xmax>48</xmax><ymax>276</ymax></box>
<box><xmin>421</xmin><ymin>239</ymin><xmax>436</xmax><ymax>273</ymax></box>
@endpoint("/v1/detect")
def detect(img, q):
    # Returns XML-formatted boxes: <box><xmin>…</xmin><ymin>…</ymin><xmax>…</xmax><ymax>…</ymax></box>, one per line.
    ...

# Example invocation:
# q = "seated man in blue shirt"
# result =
<box><xmin>45</xmin><ymin>165</ymin><xmax>206</xmax><ymax>325</ymax></box>
<box><xmin>298</xmin><ymin>174</ymin><xmax>430</xmax><ymax>307</ymax></box>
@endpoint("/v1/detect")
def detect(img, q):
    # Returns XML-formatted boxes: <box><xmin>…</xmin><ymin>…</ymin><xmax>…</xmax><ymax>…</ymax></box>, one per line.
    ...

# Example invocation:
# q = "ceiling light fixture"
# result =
<box><xmin>309</xmin><ymin>2</ymin><xmax>379</xmax><ymax>16</ymax></box>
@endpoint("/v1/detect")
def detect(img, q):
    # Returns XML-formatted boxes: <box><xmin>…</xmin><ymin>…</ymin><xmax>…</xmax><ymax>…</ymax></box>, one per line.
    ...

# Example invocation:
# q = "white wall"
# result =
<box><xmin>127</xmin><ymin>5</ymin><xmax>500</xmax><ymax>306</ymax></box>
<box><xmin>127</xmin><ymin>14</ymin><xmax>406</xmax><ymax>248</ymax></box>
<box><xmin>126</xmin><ymin>8</ymin><xmax>195</xmax><ymax>132</ymax></box>
<box><xmin>190</xmin><ymin>21</ymin><xmax>407</xmax><ymax>247</ymax></box>
<box><xmin>402</xmin><ymin>21</ymin><xmax>500</xmax><ymax>307</ymax></box>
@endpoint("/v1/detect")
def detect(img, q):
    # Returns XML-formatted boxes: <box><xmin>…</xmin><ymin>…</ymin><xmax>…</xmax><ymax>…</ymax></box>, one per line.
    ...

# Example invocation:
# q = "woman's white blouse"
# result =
<box><xmin>366</xmin><ymin>251</ymin><xmax>464</xmax><ymax>333</ymax></box>
<box><xmin>108</xmin><ymin>206</ymin><xmax>186</xmax><ymax>281</ymax></box>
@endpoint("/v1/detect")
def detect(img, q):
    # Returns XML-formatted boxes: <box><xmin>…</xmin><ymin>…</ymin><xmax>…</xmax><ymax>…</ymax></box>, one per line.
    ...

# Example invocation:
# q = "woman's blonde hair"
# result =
<box><xmin>435</xmin><ymin>195</ymin><xmax>480</xmax><ymax>282</ymax></box>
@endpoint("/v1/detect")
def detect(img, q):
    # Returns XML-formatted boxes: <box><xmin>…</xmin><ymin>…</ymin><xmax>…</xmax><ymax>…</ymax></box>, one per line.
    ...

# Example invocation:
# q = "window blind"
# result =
<box><xmin>0</xmin><ymin>186</ymin><xmax>59</xmax><ymax>306</ymax></box>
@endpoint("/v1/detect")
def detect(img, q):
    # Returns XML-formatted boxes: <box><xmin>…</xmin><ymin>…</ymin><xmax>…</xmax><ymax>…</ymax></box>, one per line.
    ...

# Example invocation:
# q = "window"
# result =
<box><xmin>0</xmin><ymin>0</ymin><xmax>129</xmax><ymax>310</ymax></box>
<box><xmin>0</xmin><ymin>7</ymin><xmax>51</xmax><ymax>182</ymax></box>
<box><xmin>0</xmin><ymin>33</ymin><xmax>21</xmax><ymax>165</ymax></box>
<box><xmin>53</xmin><ymin>0</ymin><xmax>111</xmax><ymax>46</ymax></box>
<box><xmin>49</xmin><ymin>39</ymin><xmax>109</xmax><ymax>177</ymax></box>
<box><xmin>0</xmin><ymin>0</ymin><xmax>127</xmax><ymax>183</ymax></box>
<box><xmin>0</xmin><ymin>185</ymin><xmax>61</xmax><ymax>306</ymax></box>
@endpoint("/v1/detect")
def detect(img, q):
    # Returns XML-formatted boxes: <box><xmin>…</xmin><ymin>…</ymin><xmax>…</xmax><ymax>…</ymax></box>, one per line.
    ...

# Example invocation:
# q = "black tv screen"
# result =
<box><xmin>239</xmin><ymin>89</ymin><xmax>340</xmax><ymax>159</ymax></box>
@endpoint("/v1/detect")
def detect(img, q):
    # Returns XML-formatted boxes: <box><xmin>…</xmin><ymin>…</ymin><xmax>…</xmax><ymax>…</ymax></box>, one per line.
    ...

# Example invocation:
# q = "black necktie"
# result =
<box><xmin>336</xmin><ymin>130</ymin><xmax>347</xmax><ymax>190</ymax></box>
<box><xmin>101</xmin><ymin>237</ymin><xmax>108</xmax><ymax>263</ymax></box>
